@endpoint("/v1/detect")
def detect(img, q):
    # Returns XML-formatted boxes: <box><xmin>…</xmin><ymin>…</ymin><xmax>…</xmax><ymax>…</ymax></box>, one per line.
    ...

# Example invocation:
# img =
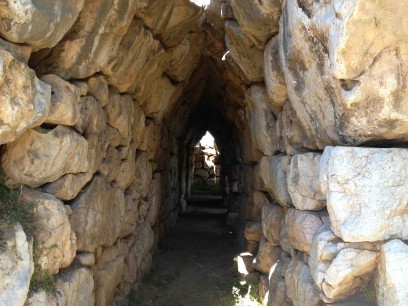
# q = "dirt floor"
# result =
<box><xmin>129</xmin><ymin>195</ymin><xmax>260</xmax><ymax>306</ymax></box>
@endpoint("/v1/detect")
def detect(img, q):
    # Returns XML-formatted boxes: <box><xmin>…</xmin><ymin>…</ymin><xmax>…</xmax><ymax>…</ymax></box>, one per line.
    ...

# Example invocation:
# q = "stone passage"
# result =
<box><xmin>0</xmin><ymin>0</ymin><xmax>407</xmax><ymax>305</ymax></box>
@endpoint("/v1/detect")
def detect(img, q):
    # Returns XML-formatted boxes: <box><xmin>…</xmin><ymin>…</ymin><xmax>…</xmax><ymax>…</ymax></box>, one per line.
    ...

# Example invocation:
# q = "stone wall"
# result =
<box><xmin>192</xmin><ymin>143</ymin><xmax>220</xmax><ymax>186</ymax></box>
<box><xmin>0</xmin><ymin>0</ymin><xmax>407</xmax><ymax>305</ymax></box>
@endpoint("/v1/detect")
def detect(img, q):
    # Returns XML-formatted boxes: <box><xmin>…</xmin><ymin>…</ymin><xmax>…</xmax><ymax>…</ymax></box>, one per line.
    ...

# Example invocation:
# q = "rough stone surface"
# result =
<box><xmin>0</xmin><ymin>0</ymin><xmax>84</xmax><ymax>50</ymax></box>
<box><xmin>0</xmin><ymin>223</ymin><xmax>33</xmax><ymax>306</ymax></box>
<box><xmin>261</xmin><ymin>203</ymin><xmax>284</xmax><ymax>246</ymax></box>
<box><xmin>0</xmin><ymin>49</ymin><xmax>50</xmax><ymax>145</ymax></box>
<box><xmin>69</xmin><ymin>175</ymin><xmax>125</xmax><ymax>252</ymax></box>
<box><xmin>287</xmin><ymin>153</ymin><xmax>325</xmax><ymax>211</ymax></box>
<box><xmin>254</xmin><ymin>236</ymin><xmax>282</xmax><ymax>275</ymax></box>
<box><xmin>20</xmin><ymin>189</ymin><xmax>76</xmax><ymax>275</ymax></box>
<box><xmin>244</xmin><ymin>221</ymin><xmax>263</xmax><ymax>242</ymax></box>
<box><xmin>376</xmin><ymin>239</ymin><xmax>408</xmax><ymax>306</ymax></box>
<box><xmin>0</xmin><ymin>38</ymin><xmax>32</xmax><ymax>64</ymax></box>
<box><xmin>320</xmin><ymin>146</ymin><xmax>408</xmax><ymax>242</ymax></box>
<box><xmin>2</xmin><ymin>126</ymin><xmax>90</xmax><ymax>188</ymax></box>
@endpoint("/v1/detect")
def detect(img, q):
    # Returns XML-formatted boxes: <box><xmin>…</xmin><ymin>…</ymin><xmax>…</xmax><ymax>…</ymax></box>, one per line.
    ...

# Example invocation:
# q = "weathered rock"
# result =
<box><xmin>103</xmin><ymin>19</ymin><xmax>165</xmax><ymax>95</ymax></box>
<box><xmin>244</xmin><ymin>221</ymin><xmax>263</xmax><ymax>242</ymax></box>
<box><xmin>225</xmin><ymin>20</ymin><xmax>264</xmax><ymax>83</ymax></box>
<box><xmin>267</xmin><ymin>259</ymin><xmax>288</xmax><ymax>306</ymax></box>
<box><xmin>376</xmin><ymin>239</ymin><xmax>408</xmax><ymax>306</ymax></box>
<box><xmin>24</xmin><ymin>290</ymin><xmax>57</xmax><ymax>306</ymax></box>
<box><xmin>230</xmin><ymin>0</ymin><xmax>281</xmax><ymax>49</ymax></box>
<box><xmin>264</xmin><ymin>36</ymin><xmax>287</xmax><ymax>110</ymax></box>
<box><xmin>99</xmin><ymin>146</ymin><xmax>122</xmax><ymax>182</ymax></box>
<box><xmin>133</xmin><ymin>101</ymin><xmax>146</xmax><ymax>149</ymax></box>
<box><xmin>254</xmin><ymin>155</ymin><xmax>292</xmax><ymax>207</ymax></box>
<box><xmin>0</xmin><ymin>49</ymin><xmax>50</xmax><ymax>145</ymax></box>
<box><xmin>147</xmin><ymin>174</ymin><xmax>162</xmax><ymax>226</ymax></box>
<box><xmin>287</xmin><ymin>153</ymin><xmax>325</xmax><ymax>211</ymax></box>
<box><xmin>69</xmin><ymin>175</ymin><xmax>125</xmax><ymax>252</ymax></box>
<box><xmin>115</xmin><ymin>143</ymin><xmax>137</xmax><ymax>190</ymax></box>
<box><xmin>75</xmin><ymin>253</ymin><xmax>95</xmax><ymax>266</ymax></box>
<box><xmin>119</xmin><ymin>186</ymin><xmax>140</xmax><ymax>238</ymax></box>
<box><xmin>0</xmin><ymin>223</ymin><xmax>33</xmax><ymax>306</ymax></box>
<box><xmin>285</xmin><ymin>254</ymin><xmax>323</xmax><ymax>306</ymax></box>
<box><xmin>248</xmin><ymin>190</ymin><xmax>268</xmax><ymax>222</ymax></box>
<box><xmin>87</xmin><ymin>75</ymin><xmax>109</xmax><ymax>107</ymax></box>
<box><xmin>254</xmin><ymin>237</ymin><xmax>282</xmax><ymax>275</ymax></box>
<box><xmin>41</xmin><ymin>75</ymin><xmax>80</xmax><ymax>126</ymax></box>
<box><xmin>75</xmin><ymin>96</ymin><xmax>107</xmax><ymax>138</ymax></box>
<box><xmin>106</xmin><ymin>92</ymin><xmax>134</xmax><ymax>146</ymax></box>
<box><xmin>244</xmin><ymin>85</ymin><xmax>279</xmax><ymax>156</ymax></box>
<box><xmin>285</xmin><ymin>208</ymin><xmax>323</xmax><ymax>254</ymax></box>
<box><xmin>0</xmin><ymin>0</ymin><xmax>84</xmax><ymax>50</ymax></box>
<box><xmin>320</xmin><ymin>146</ymin><xmax>408</xmax><ymax>242</ymax></box>
<box><xmin>20</xmin><ymin>189</ymin><xmax>76</xmax><ymax>275</ymax></box>
<box><xmin>0</xmin><ymin>38</ymin><xmax>32</xmax><ymax>63</ymax></box>
<box><xmin>262</xmin><ymin>203</ymin><xmax>284</xmax><ymax>246</ymax></box>
<box><xmin>134</xmin><ymin>151</ymin><xmax>153</xmax><ymax>198</ymax></box>
<box><xmin>33</xmin><ymin>0</ymin><xmax>139</xmax><ymax>78</ymax></box>
<box><xmin>2</xmin><ymin>126</ymin><xmax>89</xmax><ymax>188</ymax></box>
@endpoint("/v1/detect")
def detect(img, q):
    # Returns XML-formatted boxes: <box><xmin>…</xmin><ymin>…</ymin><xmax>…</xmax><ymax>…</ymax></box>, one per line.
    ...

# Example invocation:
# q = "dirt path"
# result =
<box><xmin>130</xmin><ymin>195</ymin><xmax>256</xmax><ymax>306</ymax></box>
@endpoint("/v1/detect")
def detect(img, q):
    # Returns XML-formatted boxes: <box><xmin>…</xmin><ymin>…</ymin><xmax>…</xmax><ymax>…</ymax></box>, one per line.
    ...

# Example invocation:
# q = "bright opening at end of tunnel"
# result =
<box><xmin>189</xmin><ymin>0</ymin><xmax>211</xmax><ymax>8</ymax></box>
<box><xmin>198</xmin><ymin>131</ymin><xmax>215</xmax><ymax>148</ymax></box>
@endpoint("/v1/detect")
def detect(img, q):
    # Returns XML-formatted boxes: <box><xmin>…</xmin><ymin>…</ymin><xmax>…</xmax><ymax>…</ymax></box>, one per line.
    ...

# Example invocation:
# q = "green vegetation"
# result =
<box><xmin>30</xmin><ymin>242</ymin><xmax>57</xmax><ymax>293</ymax></box>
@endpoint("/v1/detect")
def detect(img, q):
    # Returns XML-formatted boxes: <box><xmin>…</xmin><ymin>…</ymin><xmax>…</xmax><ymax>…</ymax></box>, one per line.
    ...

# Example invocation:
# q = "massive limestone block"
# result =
<box><xmin>0</xmin><ymin>0</ymin><xmax>84</xmax><ymax>50</ymax></box>
<box><xmin>0</xmin><ymin>49</ymin><xmax>50</xmax><ymax>145</ymax></box>
<box><xmin>119</xmin><ymin>187</ymin><xmax>140</xmax><ymax>238</ymax></box>
<box><xmin>147</xmin><ymin>174</ymin><xmax>162</xmax><ymax>226</ymax></box>
<box><xmin>264</xmin><ymin>36</ymin><xmax>287</xmax><ymax>109</ymax></box>
<box><xmin>103</xmin><ymin>19</ymin><xmax>165</xmax><ymax>94</ymax></box>
<box><xmin>133</xmin><ymin>101</ymin><xmax>146</xmax><ymax>149</ymax></box>
<box><xmin>376</xmin><ymin>240</ymin><xmax>408</xmax><ymax>306</ymax></box>
<box><xmin>87</xmin><ymin>75</ymin><xmax>109</xmax><ymax>107</ymax></box>
<box><xmin>165</xmin><ymin>32</ymin><xmax>204</xmax><ymax>82</ymax></box>
<box><xmin>248</xmin><ymin>190</ymin><xmax>269</xmax><ymax>222</ymax></box>
<box><xmin>139</xmin><ymin>120</ymin><xmax>160</xmax><ymax>160</ymax></box>
<box><xmin>230</xmin><ymin>0</ymin><xmax>281</xmax><ymax>49</ymax></box>
<box><xmin>33</xmin><ymin>0</ymin><xmax>139</xmax><ymax>79</ymax></box>
<box><xmin>41</xmin><ymin>75</ymin><xmax>80</xmax><ymax>126</ymax></box>
<box><xmin>75</xmin><ymin>96</ymin><xmax>107</xmax><ymax>138</ymax></box>
<box><xmin>115</xmin><ymin>143</ymin><xmax>137</xmax><ymax>191</ymax></box>
<box><xmin>320</xmin><ymin>146</ymin><xmax>408</xmax><ymax>242</ymax></box>
<box><xmin>69</xmin><ymin>175</ymin><xmax>125</xmax><ymax>252</ymax></box>
<box><xmin>285</xmin><ymin>208</ymin><xmax>323</xmax><ymax>254</ymax></box>
<box><xmin>287</xmin><ymin>153</ymin><xmax>325</xmax><ymax>211</ymax></box>
<box><xmin>261</xmin><ymin>203</ymin><xmax>284</xmax><ymax>246</ymax></box>
<box><xmin>0</xmin><ymin>37</ymin><xmax>32</xmax><ymax>63</ymax></box>
<box><xmin>254</xmin><ymin>237</ymin><xmax>282</xmax><ymax>275</ymax></box>
<box><xmin>99</xmin><ymin>146</ymin><xmax>122</xmax><ymax>182</ymax></box>
<box><xmin>254</xmin><ymin>155</ymin><xmax>292</xmax><ymax>207</ymax></box>
<box><xmin>244</xmin><ymin>85</ymin><xmax>279</xmax><ymax>156</ymax></box>
<box><xmin>244</xmin><ymin>221</ymin><xmax>263</xmax><ymax>243</ymax></box>
<box><xmin>266</xmin><ymin>260</ymin><xmax>287</xmax><ymax>306</ymax></box>
<box><xmin>106</xmin><ymin>92</ymin><xmax>134</xmax><ymax>146</ymax></box>
<box><xmin>285</xmin><ymin>254</ymin><xmax>322</xmax><ymax>306</ymax></box>
<box><xmin>0</xmin><ymin>223</ymin><xmax>33</xmax><ymax>306</ymax></box>
<box><xmin>225</xmin><ymin>21</ymin><xmax>264</xmax><ymax>83</ymax></box>
<box><xmin>93</xmin><ymin>240</ymin><xmax>128</xmax><ymax>306</ymax></box>
<box><xmin>20</xmin><ymin>189</ymin><xmax>76</xmax><ymax>275</ymax></box>
<box><xmin>279</xmin><ymin>0</ymin><xmax>341</xmax><ymax>149</ymax></box>
<box><xmin>134</xmin><ymin>151</ymin><xmax>153</xmax><ymax>198</ymax></box>
<box><xmin>2</xmin><ymin>126</ymin><xmax>89</xmax><ymax>188</ymax></box>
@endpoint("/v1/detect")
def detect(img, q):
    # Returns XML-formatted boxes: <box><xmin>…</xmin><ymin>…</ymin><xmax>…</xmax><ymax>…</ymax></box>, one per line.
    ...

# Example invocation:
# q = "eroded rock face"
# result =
<box><xmin>254</xmin><ymin>237</ymin><xmax>282</xmax><ymax>275</ymax></box>
<box><xmin>55</xmin><ymin>267</ymin><xmax>94</xmax><ymax>306</ymax></box>
<box><xmin>0</xmin><ymin>0</ymin><xmax>84</xmax><ymax>50</ymax></box>
<box><xmin>261</xmin><ymin>203</ymin><xmax>284</xmax><ymax>246</ymax></box>
<box><xmin>0</xmin><ymin>224</ymin><xmax>33</xmax><ymax>306</ymax></box>
<box><xmin>0</xmin><ymin>49</ymin><xmax>50</xmax><ymax>145</ymax></box>
<box><xmin>287</xmin><ymin>153</ymin><xmax>325</xmax><ymax>211</ymax></box>
<box><xmin>376</xmin><ymin>239</ymin><xmax>408</xmax><ymax>306</ymax></box>
<box><xmin>2</xmin><ymin>126</ymin><xmax>89</xmax><ymax>188</ymax></box>
<box><xmin>320</xmin><ymin>146</ymin><xmax>408</xmax><ymax>242</ymax></box>
<box><xmin>20</xmin><ymin>189</ymin><xmax>76</xmax><ymax>275</ymax></box>
<box><xmin>69</xmin><ymin>175</ymin><xmax>125</xmax><ymax>252</ymax></box>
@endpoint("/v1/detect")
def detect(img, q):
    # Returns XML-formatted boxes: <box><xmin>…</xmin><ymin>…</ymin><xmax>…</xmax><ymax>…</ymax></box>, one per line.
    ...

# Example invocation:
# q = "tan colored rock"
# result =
<box><xmin>99</xmin><ymin>146</ymin><xmax>122</xmax><ymax>182</ymax></box>
<box><xmin>34</xmin><ymin>0</ymin><xmax>139</xmax><ymax>78</ymax></box>
<box><xmin>230</xmin><ymin>0</ymin><xmax>281</xmax><ymax>49</ymax></box>
<box><xmin>2</xmin><ymin>126</ymin><xmax>89</xmax><ymax>188</ymax></box>
<box><xmin>133</xmin><ymin>101</ymin><xmax>146</xmax><ymax>149</ymax></box>
<box><xmin>244</xmin><ymin>221</ymin><xmax>263</xmax><ymax>242</ymax></box>
<box><xmin>147</xmin><ymin>174</ymin><xmax>162</xmax><ymax>226</ymax></box>
<box><xmin>115</xmin><ymin>143</ymin><xmax>137</xmax><ymax>190</ymax></box>
<box><xmin>20</xmin><ymin>189</ymin><xmax>76</xmax><ymax>275</ymax></box>
<box><xmin>248</xmin><ymin>190</ymin><xmax>268</xmax><ymax>222</ymax></box>
<box><xmin>320</xmin><ymin>146</ymin><xmax>408</xmax><ymax>242</ymax></box>
<box><xmin>285</xmin><ymin>254</ymin><xmax>323</xmax><ymax>306</ymax></box>
<box><xmin>225</xmin><ymin>20</ymin><xmax>264</xmax><ymax>83</ymax></box>
<box><xmin>287</xmin><ymin>153</ymin><xmax>325</xmax><ymax>211</ymax></box>
<box><xmin>87</xmin><ymin>75</ymin><xmax>109</xmax><ymax>107</ymax></box>
<box><xmin>0</xmin><ymin>0</ymin><xmax>84</xmax><ymax>50</ymax></box>
<box><xmin>75</xmin><ymin>96</ymin><xmax>107</xmax><ymax>138</ymax></box>
<box><xmin>254</xmin><ymin>155</ymin><xmax>292</xmax><ymax>207</ymax></box>
<box><xmin>106</xmin><ymin>92</ymin><xmax>134</xmax><ymax>146</ymax></box>
<box><xmin>376</xmin><ymin>239</ymin><xmax>408</xmax><ymax>306</ymax></box>
<box><xmin>262</xmin><ymin>203</ymin><xmax>284</xmax><ymax>246</ymax></box>
<box><xmin>264</xmin><ymin>36</ymin><xmax>287</xmax><ymax>109</ymax></box>
<box><xmin>244</xmin><ymin>85</ymin><xmax>279</xmax><ymax>156</ymax></box>
<box><xmin>119</xmin><ymin>186</ymin><xmax>140</xmax><ymax>238</ymax></box>
<box><xmin>0</xmin><ymin>38</ymin><xmax>32</xmax><ymax>63</ymax></box>
<box><xmin>0</xmin><ymin>49</ymin><xmax>50</xmax><ymax>145</ymax></box>
<box><xmin>41</xmin><ymin>75</ymin><xmax>80</xmax><ymax>126</ymax></box>
<box><xmin>69</xmin><ymin>175</ymin><xmax>125</xmax><ymax>252</ymax></box>
<box><xmin>254</xmin><ymin>237</ymin><xmax>282</xmax><ymax>275</ymax></box>
<box><xmin>75</xmin><ymin>253</ymin><xmax>95</xmax><ymax>266</ymax></box>
<box><xmin>134</xmin><ymin>151</ymin><xmax>153</xmax><ymax>198</ymax></box>
<box><xmin>0</xmin><ymin>223</ymin><xmax>33</xmax><ymax>306</ymax></box>
<box><xmin>285</xmin><ymin>208</ymin><xmax>323</xmax><ymax>254</ymax></box>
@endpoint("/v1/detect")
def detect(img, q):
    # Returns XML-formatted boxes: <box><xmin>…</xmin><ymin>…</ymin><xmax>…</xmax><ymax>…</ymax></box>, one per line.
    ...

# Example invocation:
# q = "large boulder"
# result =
<box><xmin>0</xmin><ymin>0</ymin><xmax>84</xmax><ymax>50</ymax></box>
<box><xmin>0</xmin><ymin>223</ymin><xmax>33</xmax><ymax>306</ymax></box>
<box><xmin>69</xmin><ymin>175</ymin><xmax>125</xmax><ymax>252</ymax></box>
<box><xmin>254</xmin><ymin>237</ymin><xmax>282</xmax><ymax>275</ymax></box>
<box><xmin>0</xmin><ymin>49</ymin><xmax>50</xmax><ymax>145</ymax></box>
<box><xmin>320</xmin><ymin>146</ymin><xmax>408</xmax><ymax>242</ymax></box>
<box><xmin>261</xmin><ymin>203</ymin><xmax>284</xmax><ymax>246</ymax></box>
<box><xmin>287</xmin><ymin>153</ymin><xmax>325</xmax><ymax>211</ymax></box>
<box><xmin>2</xmin><ymin>126</ymin><xmax>90</xmax><ymax>188</ymax></box>
<box><xmin>376</xmin><ymin>239</ymin><xmax>408</xmax><ymax>306</ymax></box>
